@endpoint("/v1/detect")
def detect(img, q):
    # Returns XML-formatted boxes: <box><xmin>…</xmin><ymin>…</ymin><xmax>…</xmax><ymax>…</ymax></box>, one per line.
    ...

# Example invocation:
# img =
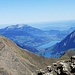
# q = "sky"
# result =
<box><xmin>0</xmin><ymin>0</ymin><xmax>75</xmax><ymax>28</ymax></box>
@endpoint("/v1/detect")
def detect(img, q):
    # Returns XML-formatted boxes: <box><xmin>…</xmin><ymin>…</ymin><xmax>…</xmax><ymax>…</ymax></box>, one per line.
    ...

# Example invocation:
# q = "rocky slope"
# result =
<box><xmin>37</xmin><ymin>50</ymin><xmax>75</xmax><ymax>75</ymax></box>
<box><xmin>0</xmin><ymin>35</ymin><xmax>56</xmax><ymax>75</ymax></box>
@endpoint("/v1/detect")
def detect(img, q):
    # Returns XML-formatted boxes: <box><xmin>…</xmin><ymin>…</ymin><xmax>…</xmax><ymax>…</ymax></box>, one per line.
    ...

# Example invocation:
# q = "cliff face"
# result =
<box><xmin>0</xmin><ymin>35</ymin><xmax>56</xmax><ymax>75</ymax></box>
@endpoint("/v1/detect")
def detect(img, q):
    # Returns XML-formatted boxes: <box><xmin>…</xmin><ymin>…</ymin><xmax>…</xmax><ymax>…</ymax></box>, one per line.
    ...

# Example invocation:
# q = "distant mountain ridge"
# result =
<box><xmin>53</xmin><ymin>30</ymin><xmax>75</xmax><ymax>52</ymax></box>
<box><xmin>5</xmin><ymin>24</ymin><xmax>44</xmax><ymax>34</ymax></box>
<box><xmin>1</xmin><ymin>35</ymin><xmax>75</xmax><ymax>75</ymax></box>
<box><xmin>5</xmin><ymin>24</ymin><xmax>25</xmax><ymax>29</ymax></box>
<box><xmin>0</xmin><ymin>24</ymin><xmax>75</xmax><ymax>58</ymax></box>
<box><xmin>49</xmin><ymin>30</ymin><xmax>75</xmax><ymax>58</ymax></box>
<box><xmin>0</xmin><ymin>24</ymin><xmax>51</xmax><ymax>54</ymax></box>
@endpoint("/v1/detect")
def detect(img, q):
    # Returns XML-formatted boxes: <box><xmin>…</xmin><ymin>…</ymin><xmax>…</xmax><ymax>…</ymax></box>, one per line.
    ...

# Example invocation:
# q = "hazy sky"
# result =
<box><xmin>0</xmin><ymin>0</ymin><xmax>75</xmax><ymax>26</ymax></box>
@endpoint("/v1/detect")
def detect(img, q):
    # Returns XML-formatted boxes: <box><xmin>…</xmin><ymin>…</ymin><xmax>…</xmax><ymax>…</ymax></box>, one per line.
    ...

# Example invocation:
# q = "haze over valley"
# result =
<box><xmin>0</xmin><ymin>21</ymin><xmax>75</xmax><ymax>58</ymax></box>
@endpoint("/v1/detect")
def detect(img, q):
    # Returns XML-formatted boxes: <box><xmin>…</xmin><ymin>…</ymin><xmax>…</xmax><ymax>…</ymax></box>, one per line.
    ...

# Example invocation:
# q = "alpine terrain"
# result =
<box><xmin>0</xmin><ymin>35</ymin><xmax>56</xmax><ymax>75</ymax></box>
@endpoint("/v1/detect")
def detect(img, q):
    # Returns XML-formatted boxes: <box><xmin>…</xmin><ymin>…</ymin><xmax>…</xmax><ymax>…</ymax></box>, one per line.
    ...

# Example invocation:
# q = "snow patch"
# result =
<box><xmin>6</xmin><ymin>24</ymin><xmax>28</xmax><ymax>30</ymax></box>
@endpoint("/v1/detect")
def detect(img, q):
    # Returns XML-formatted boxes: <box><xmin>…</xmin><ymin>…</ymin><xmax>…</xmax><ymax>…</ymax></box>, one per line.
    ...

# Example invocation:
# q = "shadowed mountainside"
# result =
<box><xmin>43</xmin><ymin>30</ymin><xmax>75</xmax><ymax>58</ymax></box>
<box><xmin>52</xmin><ymin>30</ymin><xmax>75</xmax><ymax>55</ymax></box>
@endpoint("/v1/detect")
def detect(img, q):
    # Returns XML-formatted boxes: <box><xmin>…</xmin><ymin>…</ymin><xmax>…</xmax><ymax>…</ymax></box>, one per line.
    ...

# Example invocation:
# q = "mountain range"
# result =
<box><xmin>0</xmin><ymin>22</ymin><xmax>75</xmax><ymax>74</ymax></box>
<box><xmin>53</xmin><ymin>30</ymin><xmax>75</xmax><ymax>53</ymax></box>
<box><xmin>0</xmin><ymin>24</ymin><xmax>62</xmax><ymax>55</ymax></box>
<box><xmin>1</xmin><ymin>35</ymin><xmax>75</xmax><ymax>75</ymax></box>
<box><xmin>43</xmin><ymin>30</ymin><xmax>75</xmax><ymax>58</ymax></box>
<box><xmin>0</xmin><ymin>24</ymin><xmax>75</xmax><ymax>58</ymax></box>
<box><xmin>0</xmin><ymin>24</ymin><xmax>50</xmax><ymax>54</ymax></box>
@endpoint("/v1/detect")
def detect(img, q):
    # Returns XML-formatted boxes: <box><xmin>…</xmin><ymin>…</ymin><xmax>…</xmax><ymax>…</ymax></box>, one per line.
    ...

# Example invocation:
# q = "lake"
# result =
<box><xmin>37</xmin><ymin>40</ymin><xmax>60</xmax><ymax>58</ymax></box>
<box><xmin>37</xmin><ymin>40</ymin><xmax>60</xmax><ymax>49</ymax></box>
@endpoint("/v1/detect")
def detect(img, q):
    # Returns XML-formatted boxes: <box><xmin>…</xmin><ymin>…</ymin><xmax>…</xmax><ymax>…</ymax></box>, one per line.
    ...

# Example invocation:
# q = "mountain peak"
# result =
<box><xmin>6</xmin><ymin>24</ymin><xmax>29</xmax><ymax>30</ymax></box>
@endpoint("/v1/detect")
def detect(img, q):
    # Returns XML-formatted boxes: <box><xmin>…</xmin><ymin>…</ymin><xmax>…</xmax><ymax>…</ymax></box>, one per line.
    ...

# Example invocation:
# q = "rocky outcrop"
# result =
<box><xmin>37</xmin><ymin>56</ymin><xmax>75</xmax><ymax>75</ymax></box>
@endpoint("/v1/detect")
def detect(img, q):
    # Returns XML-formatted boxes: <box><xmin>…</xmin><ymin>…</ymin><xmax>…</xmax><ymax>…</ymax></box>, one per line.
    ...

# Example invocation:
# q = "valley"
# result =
<box><xmin>0</xmin><ymin>0</ymin><xmax>75</xmax><ymax>75</ymax></box>
<box><xmin>0</xmin><ymin>35</ymin><xmax>57</xmax><ymax>75</ymax></box>
<box><xmin>0</xmin><ymin>22</ymin><xmax>75</xmax><ymax>75</ymax></box>
<box><xmin>0</xmin><ymin>35</ymin><xmax>75</xmax><ymax>75</ymax></box>
<box><xmin>0</xmin><ymin>22</ymin><xmax>75</xmax><ymax>58</ymax></box>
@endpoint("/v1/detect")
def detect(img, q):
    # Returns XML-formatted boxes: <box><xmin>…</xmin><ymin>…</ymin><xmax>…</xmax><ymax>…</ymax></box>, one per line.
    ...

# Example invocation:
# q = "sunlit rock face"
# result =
<box><xmin>37</xmin><ymin>55</ymin><xmax>75</xmax><ymax>75</ymax></box>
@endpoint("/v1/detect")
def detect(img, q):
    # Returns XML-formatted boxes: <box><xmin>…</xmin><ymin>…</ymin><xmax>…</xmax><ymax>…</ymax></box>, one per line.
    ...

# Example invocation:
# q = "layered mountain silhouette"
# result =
<box><xmin>0</xmin><ymin>35</ymin><xmax>56</xmax><ymax>75</ymax></box>
<box><xmin>0</xmin><ymin>24</ymin><xmax>64</xmax><ymax>56</ymax></box>
<box><xmin>50</xmin><ymin>30</ymin><xmax>75</xmax><ymax>58</ymax></box>
<box><xmin>0</xmin><ymin>24</ymin><xmax>75</xmax><ymax>58</ymax></box>
<box><xmin>0</xmin><ymin>24</ymin><xmax>50</xmax><ymax>53</ymax></box>
<box><xmin>1</xmin><ymin>35</ymin><xmax>75</xmax><ymax>75</ymax></box>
